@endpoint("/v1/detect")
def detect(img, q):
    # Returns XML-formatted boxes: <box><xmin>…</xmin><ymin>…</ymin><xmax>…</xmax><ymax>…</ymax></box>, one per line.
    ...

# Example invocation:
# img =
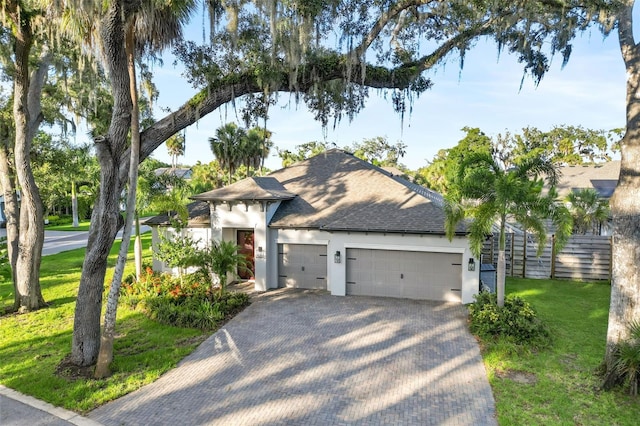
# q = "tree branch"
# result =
<box><xmin>412</xmin><ymin>18</ymin><xmax>498</xmax><ymax>73</ymax></box>
<box><xmin>353</xmin><ymin>0</ymin><xmax>434</xmax><ymax>58</ymax></box>
<box><xmin>131</xmin><ymin>57</ymin><xmax>425</xmax><ymax>181</ymax></box>
<box><xmin>617</xmin><ymin>1</ymin><xmax>635</xmax><ymax>65</ymax></box>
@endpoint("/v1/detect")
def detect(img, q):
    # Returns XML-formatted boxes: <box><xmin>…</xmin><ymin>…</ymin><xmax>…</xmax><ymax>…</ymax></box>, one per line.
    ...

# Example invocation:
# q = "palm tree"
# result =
<box><xmin>209</xmin><ymin>123</ymin><xmax>246</xmax><ymax>184</ymax></box>
<box><xmin>444</xmin><ymin>152</ymin><xmax>572</xmax><ymax>307</ymax></box>
<box><xmin>253</xmin><ymin>126</ymin><xmax>273</xmax><ymax>174</ymax></box>
<box><xmin>166</xmin><ymin>133</ymin><xmax>185</xmax><ymax>168</ymax></box>
<box><xmin>201</xmin><ymin>240</ymin><xmax>248</xmax><ymax>295</ymax></box>
<box><xmin>94</xmin><ymin>0</ymin><xmax>196</xmax><ymax>378</ymax></box>
<box><xmin>241</xmin><ymin>127</ymin><xmax>265</xmax><ymax>177</ymax></box>
<box><xmin>566</xmin><ymin>188</ymin><xmax>611</xmax><ymax>235</ymax></box>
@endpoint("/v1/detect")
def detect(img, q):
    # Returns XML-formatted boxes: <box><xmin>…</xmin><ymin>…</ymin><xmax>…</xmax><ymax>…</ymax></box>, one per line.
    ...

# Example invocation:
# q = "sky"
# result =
<box><xmin>146</xmin><ymin>17</ymin><xmax>627</xmax><ymax>172</ymax></box>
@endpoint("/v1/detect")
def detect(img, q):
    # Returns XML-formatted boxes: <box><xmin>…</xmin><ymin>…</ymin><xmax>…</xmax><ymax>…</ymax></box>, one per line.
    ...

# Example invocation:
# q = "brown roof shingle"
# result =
<box><xmin>555</xmin><ymin>161</ymin><xmax>620</xmax><ymax>198</ymax></box>
<box><xmin>267</xmin><ymin>149</ymin><xmax>464</xmax><ymax>235</ymax></box>
<box><xmin>191</xmin><ymin>177</ymin><xmax>296</xmax><ymax>202</ymax></box>
<box><xmin>143</xmin><ymin>201</ymin><xmax>210</xmax><ymax>227</ymax></box>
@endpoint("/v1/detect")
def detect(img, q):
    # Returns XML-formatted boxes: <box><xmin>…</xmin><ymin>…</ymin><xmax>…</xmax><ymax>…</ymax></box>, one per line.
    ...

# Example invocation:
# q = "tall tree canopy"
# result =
<box><xmin>418</xmin><ymin>125</ymin><xmax>619</xmax><ymax>194</ymax></box>
<box><xmin>349</xmin><ymin>136</ymin><xmax>407</xmax><ymax>166</ymax></box>
<box><xmin>0</xmin><ymin>0</ymin><xmax>616</xmax><ymax>369</ymax></box>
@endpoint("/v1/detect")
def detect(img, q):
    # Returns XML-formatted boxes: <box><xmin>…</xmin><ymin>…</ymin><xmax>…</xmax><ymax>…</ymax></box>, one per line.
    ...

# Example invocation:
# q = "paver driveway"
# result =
<box><xmin>89</xmin><ymin>290</ymin><xmax>496</xmax><ymax>425</ymax></box>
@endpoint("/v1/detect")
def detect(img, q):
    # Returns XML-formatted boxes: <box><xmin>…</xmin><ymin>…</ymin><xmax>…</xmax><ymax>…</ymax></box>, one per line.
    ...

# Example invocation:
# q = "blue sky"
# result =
<box><xmin>148</xmin><ymin>24</ymin><xmax>626</xmax><ymax>172</ymax></box>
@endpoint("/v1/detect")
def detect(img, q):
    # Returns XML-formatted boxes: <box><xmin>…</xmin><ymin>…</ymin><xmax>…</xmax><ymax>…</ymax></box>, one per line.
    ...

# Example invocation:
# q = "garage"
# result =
<box><xmin>277</xmin><ymin>243</ymin><xmax>327</xmax><ymax>289</ymax></box>
<box><xmin>346</xmin><ymin>248</ymin><xmax>462</xmax><ymax>302</ymax></box>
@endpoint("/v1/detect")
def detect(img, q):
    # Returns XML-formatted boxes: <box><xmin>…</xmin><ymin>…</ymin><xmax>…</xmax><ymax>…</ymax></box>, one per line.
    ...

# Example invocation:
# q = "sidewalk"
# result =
<box><xmin>0</xmin><ymin>386</ymin><xmax>100</xmax><ymax>426</ymax></box>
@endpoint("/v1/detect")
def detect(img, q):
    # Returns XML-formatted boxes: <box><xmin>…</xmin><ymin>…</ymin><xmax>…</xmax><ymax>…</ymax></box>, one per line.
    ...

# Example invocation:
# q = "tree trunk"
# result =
<box><xmin>604</xmin><ymin>2</ymin><xmax>640</xmax><ymax>386</ymax></box>
<box><xmin>71</xmin><ymin>1</ymin><xmax>132</xmax><ymax>367</ymax></box>
<box><xmin>134</xmin><ymin>210</ymin><xmax>142</xmax><ymax>281</ymax></box>
<box><xmin>13</xmin><ymin>17</ymin><xmax>46</xmax><ymax>312</ymax></box>
<box><xmin>72</xmin><ymin>181</ymin><xmax>79</xmax><ymax>227</ymax></box>
<box><xmin>95</xmin><ymin>20</ymin><xmax>141</xmax><ymax>378</ymax></box>
<box><xmin>0</xmin><ymin>141</ymin><xmax>19</xmax><ymax>310</ymax></box>
<box><xmin>496</xmin><ymin>215</ymin><xmax>507</xmax><ymax>307</ymax></box>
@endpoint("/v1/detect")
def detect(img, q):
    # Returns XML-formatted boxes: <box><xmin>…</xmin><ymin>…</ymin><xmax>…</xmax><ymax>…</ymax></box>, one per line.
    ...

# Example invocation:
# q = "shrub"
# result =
<box><xmin>468</xmin><ymin>291</ymin><xmax>551</xmax><ymax>346</ymax></box>
<box><xmin>122</xmin><ymin>267</ymin><xmax>250</xmax><ymax>329</ymax></box>
<box><xmin>139</xmin><ymin>291</ymin><xmax>250</xmax><ymax>330</ymax></box>
<box><xmin>610</xmin><ymin>320</ymin><xmax>640</xmax><ymax>396</ymax></box>
<box><xmin>46</xmin><ymin>215</ymin><xmax>73</xmax><ymax>226</ymax></box>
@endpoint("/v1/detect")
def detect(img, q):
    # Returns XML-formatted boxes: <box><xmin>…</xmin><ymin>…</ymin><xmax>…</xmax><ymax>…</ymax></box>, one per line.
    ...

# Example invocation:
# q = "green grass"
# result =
<box><xmin>45</xmin><ymin>220</ymin><xmax>92</xmax><ymax>231</ymax></box>
<box><xmin>484</xmin><ymin>278</ymin><xmax>640</xmax><ymax>425</ymax></box>
<box><xmin>0</xmin><ymin>233</ymin><xmax>209</xmax><ymax>413</ymax></box>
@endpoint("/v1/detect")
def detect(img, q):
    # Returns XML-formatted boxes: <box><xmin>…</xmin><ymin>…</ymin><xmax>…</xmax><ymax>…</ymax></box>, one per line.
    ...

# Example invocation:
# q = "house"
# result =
<box><xmin>146</xmin><ymin>149</ymin><xmax>478</xmax><ymax>304</ymax></box>
<box><xmin>555</xmin><ymin>161</ymin><xmax>620</xmax><ymax>199</ymax></box>
<box><xmin>154</xmin><ymin>167</ymin><xmax>193</xmax><ymax>181</ymax></box>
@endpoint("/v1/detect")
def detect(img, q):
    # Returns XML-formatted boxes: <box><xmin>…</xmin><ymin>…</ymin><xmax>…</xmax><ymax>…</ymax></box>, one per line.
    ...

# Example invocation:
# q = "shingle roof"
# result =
<box><xmin>143</xmin><ymin>201</ymin><xmax>210</xmax><ymax>227</ymax></box>
<box><xmin>154</xmin><ymin>167</ymin><xmax>192</xmax><ymax>180</ymax></box>
<box><xmin>267</xmin><ymin>149</ymin><xmax>465</xmax><ymax>235</ymax></box>
<box><xmin>190</xmin><ymin>177</ymin><xmax>296</xmax><ymax>202</ymax></box>
<box><xmin>555</xmin><ymin>161</ymin><xmax>620</xmax><ymax>198</ymax></box>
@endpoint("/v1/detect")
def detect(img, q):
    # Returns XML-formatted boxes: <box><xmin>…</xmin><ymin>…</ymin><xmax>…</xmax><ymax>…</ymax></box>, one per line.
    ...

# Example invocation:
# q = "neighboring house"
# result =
<box><xmin>0</xmin><ymin>195</ymin><xmax>5</xmax><ymax>227</ymax></box>
<box><xmin>0</xmin><ymin>193</ymin><xmax>19</xmax><ymax>228</ymax></box>
<box><xmin>146</xmin><ymin>149</ymin><xmax>478</xmax><ymax>304</ymax></box>
<box><xmin>555</xmin><ymin>161</ymin><xmax>620</xmax><ymax>199</ymax></box>
<box><xmin>154</xmin><ymin>167</ymin><xmax>193</xmax><ymax>181</ymax></box>
<box><xmin>555</xmin><ymin>161</ymin><xmax>620</xmax><ymax>236</ymax></box>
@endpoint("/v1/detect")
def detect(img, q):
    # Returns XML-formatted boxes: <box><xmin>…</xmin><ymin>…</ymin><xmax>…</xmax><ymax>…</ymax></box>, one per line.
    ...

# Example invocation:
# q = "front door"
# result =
<box><xmin>237</xmin><ymin>230</ymin><xmax>255</xmax><ymax>280</ymax></box>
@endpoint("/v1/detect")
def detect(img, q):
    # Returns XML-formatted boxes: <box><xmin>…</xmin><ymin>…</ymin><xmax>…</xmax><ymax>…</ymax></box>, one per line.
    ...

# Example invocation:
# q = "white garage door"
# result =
<box><xmin>278</xmin><ymin>244</ymin><xmax>327</xmax><ymax>289</ymax></box>
<box><xmin>346</xmin><ymin>249</ymin><xmax>462</xmax><ymax>302</ymax></box>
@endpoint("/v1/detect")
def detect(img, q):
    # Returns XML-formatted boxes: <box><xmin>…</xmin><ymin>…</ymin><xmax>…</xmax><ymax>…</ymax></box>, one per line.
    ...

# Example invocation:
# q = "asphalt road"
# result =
<box><xmin>0</xmin><ymin>225</ymin><xmax>150</xmax><ymax>256</ymax></box>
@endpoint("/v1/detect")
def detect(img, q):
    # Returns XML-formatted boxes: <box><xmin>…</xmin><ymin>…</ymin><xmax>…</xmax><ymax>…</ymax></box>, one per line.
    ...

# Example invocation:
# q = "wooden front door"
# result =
<box><xmin>237</xmin><ymin>230</ymin><xmax>255</xmax><ymax>280</ymax></box>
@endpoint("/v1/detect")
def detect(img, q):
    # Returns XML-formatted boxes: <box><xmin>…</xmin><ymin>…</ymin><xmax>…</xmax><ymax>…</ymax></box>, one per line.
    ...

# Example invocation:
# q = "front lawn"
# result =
<box><xmin>484</xmin><ymin>278</ymin><xmax>640</xmax><ymax>425</ymax></box>
<box><xmin>0</xmin><ymin>233</ymin><xmax>210</xmax><ymax>413</ymax></box>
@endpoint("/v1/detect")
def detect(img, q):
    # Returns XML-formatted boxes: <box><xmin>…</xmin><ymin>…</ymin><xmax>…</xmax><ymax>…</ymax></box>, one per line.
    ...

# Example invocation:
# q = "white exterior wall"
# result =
<box><xmin>268</xmin><ymin>228</ymin><xmax>479</xmax><ymax>304</ymax></box>
<box><xmin>210</xmin><ymin>201</ymin><xmax>281</xmax><ymax>291</ymax></box>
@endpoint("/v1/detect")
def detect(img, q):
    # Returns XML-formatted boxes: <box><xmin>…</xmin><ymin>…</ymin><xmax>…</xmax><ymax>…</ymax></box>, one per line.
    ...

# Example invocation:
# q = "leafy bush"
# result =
<box><xmin>121</xmin><ymin>267</ymin><xmax>210</xmax><ymax>305</ymax></box>
<box><xmin>468</xmin><ymin>291</ymin><xmax>551</xmax><ymax>346</ymax></box>
<box><xmin>155</xmin><ymin>233</ymin><xmax>202</xmax><ymax>276</ymax></box>
<box><xmin>122</xmin><ymin>267</ymin><xmax>250</xmax><ymax>330</ymax></box>
<box><xmin>139</xmin><ymin>291</ymin><xmax>249</xmax><ymax>330</ymax></box>
<box><xmin>46</xmin><ymin>215</ymin><xmax>73</xmax><ymax>226</ymax></box>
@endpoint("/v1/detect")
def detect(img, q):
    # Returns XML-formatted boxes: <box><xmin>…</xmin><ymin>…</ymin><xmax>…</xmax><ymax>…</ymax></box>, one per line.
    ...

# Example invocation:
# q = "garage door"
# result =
<box><xmin>346</xmin><ymin>249</ymin><xmax>462</xmax><ymax>302</ymax></box>
<box><xmin>278</xmin><ymin>244</ymin><xmax>327</xmax><ymax>289</ymax></box>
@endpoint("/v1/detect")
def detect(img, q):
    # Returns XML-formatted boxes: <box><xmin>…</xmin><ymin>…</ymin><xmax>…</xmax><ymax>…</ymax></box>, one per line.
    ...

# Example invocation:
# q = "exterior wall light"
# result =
<box><xmin>256</xmin><ymin>246</ymin><xmax>265</xmax><ymax>259</ymax></box>
<box><xmin>468</xmin><ymin>258</ymin><xmax>476</xmax><ymax>271</ymax></box>
<box><xmin>334</xmin><ymin>250</ymin><xmax>341</xmax><ymax>263</ymax></box>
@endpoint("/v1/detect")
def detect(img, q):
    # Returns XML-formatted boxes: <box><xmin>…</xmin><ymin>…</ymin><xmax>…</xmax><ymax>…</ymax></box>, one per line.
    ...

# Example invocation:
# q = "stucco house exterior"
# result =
<box><xmin>146</xmin><ymin>149</ymin><xmax>479</xmax><ymax>304</ymax></box>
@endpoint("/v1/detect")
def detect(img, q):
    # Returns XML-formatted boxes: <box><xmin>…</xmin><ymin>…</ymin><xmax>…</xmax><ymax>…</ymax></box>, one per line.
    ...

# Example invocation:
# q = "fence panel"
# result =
<box><xmin>480</xmin><ymin>233</ymin><xmax>611</xmax><ymax>281</ymax></box>
<box><xmin>554</xmin><ymin>235</ymin><xmax>611</xmax><ymax>281</ymax></box>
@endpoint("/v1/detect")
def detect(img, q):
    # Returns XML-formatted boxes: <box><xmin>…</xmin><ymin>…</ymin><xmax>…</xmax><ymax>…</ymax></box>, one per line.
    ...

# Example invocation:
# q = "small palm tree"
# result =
<box><xmin>445</xmin><ymin>152</ymin><xmax>572</xmax><ymax>307</ymax></box>
<box><xmin>209</xmin><ymin>123</ymin><xmax>246</xmax><ymax>184</ymax></box>
<box><xmin>202</xmin><ymin>240</ymin><xmax>248</xmax><ymax>295</ymax></box>
<box><xmin>566</xmin><ymin>188</ymin><xmax>610</xmax><ymax>235</ymax></box>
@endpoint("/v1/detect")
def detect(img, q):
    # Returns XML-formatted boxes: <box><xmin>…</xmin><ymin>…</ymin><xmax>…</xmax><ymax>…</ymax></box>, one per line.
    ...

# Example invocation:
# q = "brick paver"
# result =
<box><xmin>89</xmin><ymin>290</ymin><xmax>496</xmax><ymax>425</ymax></box>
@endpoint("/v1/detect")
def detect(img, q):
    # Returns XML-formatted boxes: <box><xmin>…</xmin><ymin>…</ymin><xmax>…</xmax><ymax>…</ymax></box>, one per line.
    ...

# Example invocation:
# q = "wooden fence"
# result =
<box><xmin>481</xmin><ymin>233</ymin><xmax>612</xmax><ymax>281</ymax></box>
